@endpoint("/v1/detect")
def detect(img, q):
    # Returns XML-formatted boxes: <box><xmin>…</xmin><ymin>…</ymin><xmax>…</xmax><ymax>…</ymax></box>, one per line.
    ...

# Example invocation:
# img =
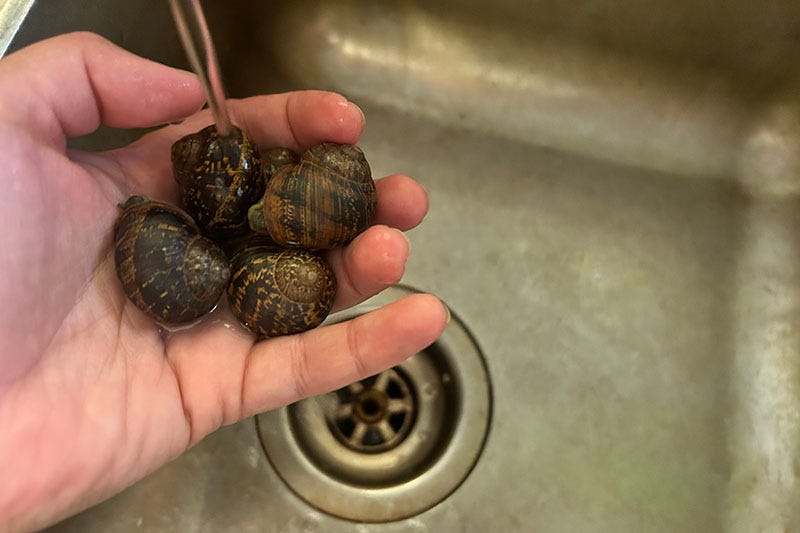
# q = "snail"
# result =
<box><xmin>218</xmin><ymin>230</ymin><xmax>278</xmax><ymax>260</ymax></box>
<box><xmin>114</xmin><ymin>196</ymin><xmax>231</xmax><ymax>325</ymax></box>
<box><xmin>261</xmin><ymin>146</ymin><xmax>300</xmax><ymax>182</ymax></box>
<box><xmin>171</xmin><ymin>124</ymin><xmax>263</xmax><ymax>241</ymax></box>
<box><xmin>247</xmin><ymin>143</ymin><xmax>377</xmax><ymax>249</ymax></box>
<box><xmin>227</xmin><ymin>244</ymin><xmax>336</xmax><ymax>337</ymax></box>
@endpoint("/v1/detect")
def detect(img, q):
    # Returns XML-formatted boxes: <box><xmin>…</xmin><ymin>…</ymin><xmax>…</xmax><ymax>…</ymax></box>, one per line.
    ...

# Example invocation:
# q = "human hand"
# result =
<box><xmin>0</xmin><ymin>32</ymin><xmax>446</xmax><ymax>531</ymax></box>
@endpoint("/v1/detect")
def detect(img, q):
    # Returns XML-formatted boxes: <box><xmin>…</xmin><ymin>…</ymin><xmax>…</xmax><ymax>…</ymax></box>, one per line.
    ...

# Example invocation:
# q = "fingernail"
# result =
<box><xmin>392</xmin><ymin>228</ymin><xmax>410</xmax><ymax>249</ymax></box>
<box><xmin>444</xmin><ymin>304</ymin><xmax>452</xmax><ymax>324</ymax></box>
<box><xmin>350</xmin><ymin>101</ymin><xmax>366</xmax><ymax>127</ymax></box>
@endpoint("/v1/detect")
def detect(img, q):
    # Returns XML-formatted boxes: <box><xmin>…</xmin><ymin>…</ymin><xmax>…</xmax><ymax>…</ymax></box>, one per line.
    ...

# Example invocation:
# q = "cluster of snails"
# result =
<box><xmin>113</xmin><ymin>124</ymin><xmax>376</xmax><ymax>337</ymax></box>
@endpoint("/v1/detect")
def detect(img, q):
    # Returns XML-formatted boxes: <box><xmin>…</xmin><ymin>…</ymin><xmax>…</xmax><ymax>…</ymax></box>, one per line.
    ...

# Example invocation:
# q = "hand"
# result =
<box><xmin>0</xmin><ymin>32</ymin><xmax>447</xmax><ymax>531</ymax></box>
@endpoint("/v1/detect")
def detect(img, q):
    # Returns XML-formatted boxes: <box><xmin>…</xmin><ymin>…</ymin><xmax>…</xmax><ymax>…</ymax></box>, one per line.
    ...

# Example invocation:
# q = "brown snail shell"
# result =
<box><xmin>218</xmin><ymin>230</ymin><xmax>279</xmax><ymax>260</ymax></box>
<box><xmin>172</xmin><ymin>125</ymin><xmax>263</xmax><ymax>241</ymax></box>
<box><xmin>227</xmin><ymin>245</ymin><xmax>336</xmax><ymax>337</ymax></box>
<box><xmin>247</xmin><ymin>143</ymin><xmax>376</xmax><ymax>249</ymax></box>
<box><xmin>261</xmin><ymin>146</ymin><xmax>300</xmax><ymax>183</ymax></box>
<box><xmin>114</xmin><ymin>196</ymin><xmax>231</xmax><ymax>325</ymax></box>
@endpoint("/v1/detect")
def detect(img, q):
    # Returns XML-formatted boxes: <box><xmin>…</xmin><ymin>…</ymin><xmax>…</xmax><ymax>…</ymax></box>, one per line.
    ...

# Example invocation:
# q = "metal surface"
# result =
<box><xmin>257</xmin><ymin>285</ymin><xmax>491</xmax><ymax>522</ymax></box>
<box><xmin>327</xmin><ymin>368</ymin><xmax>417</xmax><ymax>453</ymax></box>
<box><xmin>8</xmin><ymin>0</ymin><xmax>800</xmax><ymax>531</ymax></box>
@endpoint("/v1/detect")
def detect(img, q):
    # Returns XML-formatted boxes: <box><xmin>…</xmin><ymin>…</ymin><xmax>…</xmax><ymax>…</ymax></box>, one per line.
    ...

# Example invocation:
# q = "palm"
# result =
<box><xmin>1</xmin><ymin>136</ymin><xmax>192</xmax><ymax>503</ymax></box>
<box><xmin>0</xmin><ymin>33</ymin><xmax>446</xmax><ymax>531</ymax></box>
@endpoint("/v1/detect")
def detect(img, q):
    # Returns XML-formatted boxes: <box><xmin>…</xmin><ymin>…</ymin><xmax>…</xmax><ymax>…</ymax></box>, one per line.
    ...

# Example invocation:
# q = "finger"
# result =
<box><xmin>107</xmin><ymin>91</ymin><xmax>365</xmax><ymax>199</ymax></box>
<box><xmin>322</xmin><ymin>175</ymin><xmax>429</xmax><ymax>311</ymax></box>
<box><xmin>241</xmin><ymin>293</ymin><xmax>448</xmax><ymax>417</ymax></box>
<box><xmin>165</xmin><ymin>293</ymin><xmax>447</xmax><ymax>444</ymax></box>
<box><xmin>229</xmin><ymin>91</ymin><xmax>365</xmax><ymax>150</ymax></box>
<box><xmin>327</xmin><ymin>225</ymin><xmax>410</xmax><ymax>312</ymax></box>
<box><xmin>373</xmin><ymin>174</ymin><xmax>430</xmax><ymax>230</ymax></box>
<box><xmin>0</xmin><ymin>32</ymin><xmax>204</xmax><ymax>143</ymax></box>
<box><xmin>148</xmin><ymin>90</ymin><xmax>366</xmax><ymax>151</ymax></box>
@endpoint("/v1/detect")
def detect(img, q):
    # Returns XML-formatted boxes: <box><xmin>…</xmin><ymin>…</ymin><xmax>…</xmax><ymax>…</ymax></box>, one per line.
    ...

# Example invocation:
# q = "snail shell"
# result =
<box><xmin>172</xmin><ymin>125</ymin><xmax>263</xmax><ymax>241</ymax></box>
<box><xmin>227</xmin><ymin>245</ymin><xmax>336</xmax><ymax>337</ymax></box>
<box><xmin>247</xmin><ymin>143</ymin><xmax>376</xmax><ymax>249</ymax></box>
<box><xmin>261</xmin><ymin>146</ymin><xmax>300</xmax><ymax>183</ymax></box>
<box><xmin>114</xmin><ymin>196</ymin><xmax>231</xmax><ymax>325</ymax></box>
<box><xmin>218</xmin><ymin>230</ymin><xmax>278</xmax><ymax>260</ymax></box>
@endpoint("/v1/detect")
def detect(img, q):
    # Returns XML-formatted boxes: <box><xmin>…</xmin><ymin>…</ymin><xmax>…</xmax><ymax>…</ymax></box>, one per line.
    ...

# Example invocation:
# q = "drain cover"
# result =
<box><xmin>256</xmin><ymin>285</ymin><xmax>491</xmax><ymax>522</ymax></box>
<box><xmin>329</xmin><ymin>368</ymin><xmax>416</xmax><ymax>453</ymax></box>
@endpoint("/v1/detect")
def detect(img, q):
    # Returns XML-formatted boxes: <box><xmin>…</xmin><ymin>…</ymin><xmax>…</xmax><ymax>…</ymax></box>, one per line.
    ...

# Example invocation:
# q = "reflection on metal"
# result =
<box><xmin>727</xmin><ymin>200</ymin><xmax>800</xmax><ymax>532</ymax></box>
<box><xmin>268</xmin><ymin>1</ymin><xmax>745</xmax><ymax>181</ymax></box>
<box><xmin>267</xmin><ymin>1</ymin><xmax>800</xmax><ymax>197</ymax></box>
<box><xmin>257</xmin><ymin>285</ymin><xmax>492</xmax><ymax>522</ymax></box>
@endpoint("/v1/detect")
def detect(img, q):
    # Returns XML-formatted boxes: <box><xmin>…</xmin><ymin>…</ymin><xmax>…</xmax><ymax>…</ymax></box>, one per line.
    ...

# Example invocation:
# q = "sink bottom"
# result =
<box><xmin>257</xmin><ymin>285</ymin><xmax>491</xmax><ymax>523</ymax></box>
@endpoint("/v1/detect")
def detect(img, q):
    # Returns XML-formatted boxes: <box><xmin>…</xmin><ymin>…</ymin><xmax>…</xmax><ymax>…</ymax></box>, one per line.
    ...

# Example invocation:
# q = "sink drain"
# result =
<box><xmin>329</xmin><ymin>368</ymin><xmax>415</xmax><ymax>453</ymax></box>
<box><xmin>256</xmin><ymin>285</ymin><xmax>491</xmax><ymax>522</ymax></box>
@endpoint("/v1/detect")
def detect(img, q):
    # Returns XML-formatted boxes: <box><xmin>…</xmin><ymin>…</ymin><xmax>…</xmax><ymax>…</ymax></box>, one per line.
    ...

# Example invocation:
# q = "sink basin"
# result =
<box><xmin>8</xmin><ymin>0</ymin><xmax>800</xmax><ymax>531</ymax></box>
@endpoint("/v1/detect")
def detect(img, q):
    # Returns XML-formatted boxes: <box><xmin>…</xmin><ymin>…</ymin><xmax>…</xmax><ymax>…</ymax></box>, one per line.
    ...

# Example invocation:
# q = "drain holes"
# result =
<box><xmin>330</xmin><ymin>368</ymin><xmax>415</xmax><ymax>453</ymax></box>
<box><xmin>257</xmin><ymin>285</ymin><xmax>491</xmax><ymax>523</ymax></box>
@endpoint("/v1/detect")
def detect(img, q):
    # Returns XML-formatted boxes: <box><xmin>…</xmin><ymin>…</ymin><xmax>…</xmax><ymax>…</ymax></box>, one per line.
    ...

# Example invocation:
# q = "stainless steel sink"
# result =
<box><xmin>8</xmin><ymin>0</ymin><xmax>800</xmax><ymax>531</ymax></box>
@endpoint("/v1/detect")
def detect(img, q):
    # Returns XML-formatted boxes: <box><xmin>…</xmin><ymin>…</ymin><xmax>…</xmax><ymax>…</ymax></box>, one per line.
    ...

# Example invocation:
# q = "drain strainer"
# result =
<box><xmin>329</xmin><ymin>368</ymin><xmax>415</xmax><ymax>453</ymax></box>
<box><xmin>256</xmin><ymin>285</ymin><xmax>491</xmax><ymax>522</ymax></box>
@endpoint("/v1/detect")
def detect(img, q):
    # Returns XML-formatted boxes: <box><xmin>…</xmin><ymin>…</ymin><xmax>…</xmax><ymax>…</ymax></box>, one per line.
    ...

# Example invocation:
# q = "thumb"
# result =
<box><xmin>0</xmin><ymin>32</ymin><xmax>204</xmax><ymax>144</ymax></box>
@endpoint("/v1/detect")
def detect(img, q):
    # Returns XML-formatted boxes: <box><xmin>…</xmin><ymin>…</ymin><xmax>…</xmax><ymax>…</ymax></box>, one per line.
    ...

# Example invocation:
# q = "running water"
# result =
<box><xmin>169</xmin><ymin>0</ymin><xmax>233</xmax><ymax>137</ymax></box>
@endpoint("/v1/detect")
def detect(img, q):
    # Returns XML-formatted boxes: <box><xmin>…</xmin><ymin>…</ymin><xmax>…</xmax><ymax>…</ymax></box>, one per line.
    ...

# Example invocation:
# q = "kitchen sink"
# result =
<box><xmin>7</xmin><ymin>0</ymin><xmax>800</xmax><ymax>531</ymax></box>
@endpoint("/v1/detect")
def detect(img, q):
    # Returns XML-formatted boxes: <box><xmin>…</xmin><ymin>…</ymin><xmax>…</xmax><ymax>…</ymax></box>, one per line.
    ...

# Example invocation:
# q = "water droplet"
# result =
<box><xmin>422</xmin><ymin>382</ymin><xmax>438</xmax><ymax>398</ymax></box>
<box><xmin>247</xmin><ymin>446</ymin><xmax>261</xmax><ymax>469</ymax></box>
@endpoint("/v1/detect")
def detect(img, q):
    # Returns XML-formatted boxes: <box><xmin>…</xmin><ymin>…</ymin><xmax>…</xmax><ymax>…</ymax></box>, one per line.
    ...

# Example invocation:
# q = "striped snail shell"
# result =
<box><xmin>172</xmin><ymin>125</ymin><xmax>263</xmax><ymax>241</ymax></box>
<box><xmin>227</xmin><ymin>245</ymin><xmax>336</xmax><ymax>337</ymax></box>
<box><xmin>247</xmin><ymin>143</ymin><xmax>376</xmax><ymax>249</ymax></box>
<box><xmin>261</xmin><ymin>146</ymin><xmax>300</xmax><ymax>183</ymax></box>
<box><xmin>113</xmin><ymin>196</ymin><xmax>230</xmax><ymax>325</ymax></box>
<box><xmin>218</xmin><ymin>231</ymin><xmax>279</xmax><ymax>260</ymax></box>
